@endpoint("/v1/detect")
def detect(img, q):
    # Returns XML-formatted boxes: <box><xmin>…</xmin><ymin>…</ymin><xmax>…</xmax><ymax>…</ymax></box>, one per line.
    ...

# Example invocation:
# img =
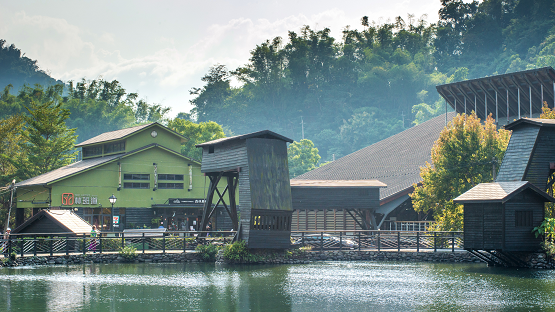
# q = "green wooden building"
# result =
<box><xmin>14</xmin><ymin>123</ymin><xmax>228</xmax><ymax>232</ymax></box>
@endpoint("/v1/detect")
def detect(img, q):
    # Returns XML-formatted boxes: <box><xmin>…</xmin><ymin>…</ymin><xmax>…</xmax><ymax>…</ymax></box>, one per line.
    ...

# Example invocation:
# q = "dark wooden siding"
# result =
<box><xmin>200</xmin><ymin>141</ymin><xmax>248</xmax><ymax>173</ymax></box>
<box><xmin>483</xmin><ymin>203</ymin><xmax>504</xmax><ymax>250</ymax></box>
<box><xmin>17</xmin><ymin>217</ymin><xmax>66</xmax><ymax>234</ymax></box>
<box><xmin>464</xmin><ymin>203</ymin><xmax>485</xmax><ymax>250</ymax></box>
<box><xmin>292</xmin><ymin>209</ymin><xmax>363</xmax><ymax>231</ymax></box>
<box><xmin>291</xmin><ymin>187</ymin><xmax>380</xmax><ymax>211</ymax></box>
<box><xmin>125</xmin><ymin>208</ymin><xmax>155</xmax><ymax>229</ymax></box>
<box><xmin>496</xmin><ymin>125</ymin><xmax>539</xmax><ymax>182</ymax></box>
<box><xmin>504</xmin><ymin>191</ymin><xmax>544</xmax><ymax>252</ymax></box>
<box><xmin>524</xmin><ymin>128</ymin><xmax>555</xmax><ymax>191</ymax></box>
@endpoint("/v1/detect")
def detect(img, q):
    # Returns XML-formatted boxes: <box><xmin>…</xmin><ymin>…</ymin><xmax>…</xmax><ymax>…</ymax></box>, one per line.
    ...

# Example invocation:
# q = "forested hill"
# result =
<box><xmin>0</xmin><ymin>40</ymin><xmax>61</xmax><ymax>90</ymax></box>
<box><xmin>190</xmin><ymin>0</ymin><xmax>555</xmax><ymax>162</ymax></box>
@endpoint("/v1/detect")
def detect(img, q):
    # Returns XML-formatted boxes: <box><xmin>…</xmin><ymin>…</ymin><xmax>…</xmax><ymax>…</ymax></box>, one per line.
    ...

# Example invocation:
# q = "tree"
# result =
<box><xmin>288</xmin><ymin>139</ymin><xmax>321</xmax><ymax>178</ymax></box>
<box><xmin>410</xmin><ymin>113</ymin><xmax>510</xmax><ymax>231</ymax></box>
<box><xmin>167</xmin><ymin>118</ymin><xmax>225</xmax><ymax>161</ymax></box>
<box><xmin>14</xmin><ymin>85</ymin><xmax>78</xmax><ymax>179</ymax></box>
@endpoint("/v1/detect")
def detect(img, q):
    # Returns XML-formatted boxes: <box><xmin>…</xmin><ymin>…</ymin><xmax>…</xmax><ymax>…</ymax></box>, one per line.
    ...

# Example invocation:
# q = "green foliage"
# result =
<box><xmin>167</xmin><ymin>118</ymin><xmax>225</xmax><ymax>161</ymax></box>
<box><xmin>411</xmin><ymin>113</ymin><xmax>511</xmax><ymax>231</ymax></box>
<box><xmin>287</xmin><ymin>139</ymin><xmax>321</xmax><ymax>178</ymax></box>
<box><xmin>195</xmin><ymin>243</ymin><xmax>221</xmax><ymax>262</ymax></box>
<box><xmin>222</xmin><ymin>241</ymin><xmax>261</xmax><ymax>263</ymax></box>
<box><xmin>118</xmin><ymin>246</ymin><xmax>137</xmax><ymax>261</ymax></box>
<box><xmin>533</xmin><ymin>218</ymin><xmax>555</xmax><ymax>259</ymax></box>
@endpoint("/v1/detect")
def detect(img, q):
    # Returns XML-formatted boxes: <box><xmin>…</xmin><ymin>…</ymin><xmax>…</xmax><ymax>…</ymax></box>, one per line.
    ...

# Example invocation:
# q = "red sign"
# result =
<box><xmin>62</xmin><ymin>193</ymin><xmax>74</xmax><ymax>206</ymax></box>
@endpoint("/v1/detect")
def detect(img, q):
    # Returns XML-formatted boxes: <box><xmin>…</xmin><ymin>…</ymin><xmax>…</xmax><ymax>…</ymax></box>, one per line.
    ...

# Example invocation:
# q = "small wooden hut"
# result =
<box><xmin>12</xmin><ymin>209</ymin><xmax>92</xmax><ymax>235</ymax></box>
<box><xmin>196</xmin><ymin>130</ymin><xmax>293</xmax><ymax>248</ymax></box>
<box><xmin>454</xmin><ymin>181</ymin><xmax>554</xmax><ymax>252</ymax></box>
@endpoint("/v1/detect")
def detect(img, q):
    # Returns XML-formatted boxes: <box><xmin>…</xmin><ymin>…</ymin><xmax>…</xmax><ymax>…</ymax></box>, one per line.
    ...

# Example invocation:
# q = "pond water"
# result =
<box><xmin>0</xmin><ymin>261</ymin><xmax>554</xmax><ymax>311</ymax></box>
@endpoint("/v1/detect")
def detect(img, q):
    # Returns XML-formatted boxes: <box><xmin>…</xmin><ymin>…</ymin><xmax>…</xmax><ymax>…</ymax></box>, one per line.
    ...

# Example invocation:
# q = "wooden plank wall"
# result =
<box><xmin>291</xmin><ymin>187</ymin><xmax>380</xmax><ymax>211</ymax></box>
<box><xmin>483</xmin><ymin>203</ymin><xmax>504</xmax><ymax>250</ymax></box>
<box><xmin>504</xmin><ymin>191</ymin><xmax>544</xmax><ymax>252</ymax></box>
<box><xmin>247</xmin><ymin>138</ymin><xmax>292</xmax><ymax>211</ymax></box>
<box><xmin>125</xmin><ymin>208</ymin><xmax>155</xmax><ymax>229</ymax></box>
<box><xmin>200</xmin><ymin>141</ymin><xmax>248</xmax><ymax>173</ymax></box>
<box><xmin>496</xmin><ymin>125</ymin><xmax>539</xmax><ymax>182</ymax></box>
<box><xmin>463</xmin><ymin>204</ymin><xmax>485</xmax><ymax>249</ymax></box>
<box><xmin>17</xmin><ymin>218</ymin><xmax>65</xmax><ymax>234</ymax></box>
<box><xmin>292</xmin><ymin>209</ymin><xmax>363</xmax><ymax>231</ymax></box>
<box><xmin>524</xmin><ymin>128</ymin><xmax>555</xmax><ymax>190</ymax></box>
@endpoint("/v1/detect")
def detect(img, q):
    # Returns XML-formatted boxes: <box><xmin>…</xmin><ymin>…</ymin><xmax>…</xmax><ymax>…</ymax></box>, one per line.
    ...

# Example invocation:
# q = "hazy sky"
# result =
<box><xmin>0</xmin><ymin>0</ymin><xmax>442</xmax><ymax>116</ymax></box>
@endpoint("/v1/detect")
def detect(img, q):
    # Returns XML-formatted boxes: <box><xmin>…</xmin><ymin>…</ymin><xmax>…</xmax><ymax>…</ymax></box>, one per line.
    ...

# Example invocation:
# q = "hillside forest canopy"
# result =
<box><xmin>0</xmin><ymin>0</ymin><xmax>554</xmax><ymax>165</ymax></box>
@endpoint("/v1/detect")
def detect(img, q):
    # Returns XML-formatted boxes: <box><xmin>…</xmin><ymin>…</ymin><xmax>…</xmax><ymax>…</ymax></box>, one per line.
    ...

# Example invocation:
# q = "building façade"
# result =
<box><xmin>14</xmin><ymin>122</ymin><xmax>230</xmax><ymax>232</ymax></box>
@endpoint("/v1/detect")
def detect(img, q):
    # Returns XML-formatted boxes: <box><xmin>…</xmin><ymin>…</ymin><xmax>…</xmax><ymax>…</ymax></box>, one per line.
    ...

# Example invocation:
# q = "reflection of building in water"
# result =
<box><xmin>46</xmin><ymin>270</ymin><xmax>90</xmax><ymax>311</ymax></box>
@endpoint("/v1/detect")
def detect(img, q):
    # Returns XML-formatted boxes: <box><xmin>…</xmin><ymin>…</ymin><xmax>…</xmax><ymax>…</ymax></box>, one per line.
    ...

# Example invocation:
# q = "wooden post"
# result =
<box><xmin>121</xmin><ymin>232</ymin><xmax>125</xmax><ymax>249</ymax></box>
<box><xmin>99</xmin><ymin>233</ymin><xmax>102</xmax><ymax>254</ymax></box>
<box><xmin>320</xmin><ymin>232</ymin><xmax>323</xmax><ymax>252</ymax></box>
<box><xmin>66</xmin><ymin>235</ymin><xmax>69</xmax><ymax>256</ymax></box>
<box><xmin>34</xmin><ymin>234</ymin><xmax>37</xmax><ymax>256</ymax></box>
<box><xmin>183</xmin><ymin>235</ymin><xmax>187</xmax><ymax>253</ymax></box>
<box><xmin>452</xmin><ymin>233</ymin><xmax>455</xmax><ymax>252</ymax></box>
<box><xmin>83</xmin><ymin>233</ymin><xmax>86</xmax><ymax>255</ymax></box>
<box><xmin>397</xmin><ymin>232</ymin><xmax>401</xmax><ymax>252</ymax></box>
<box><xmin>417</xmin><ymin>232</ymin><xmax>420</xmax><ymax>252</ymax></box>
<box><xmin>162</xmin><ymin>232</ymin><xmax>166</xmax><ymax>254</ymax></box>
<box><xmin>20</xmin><ymin>237</ymin><xmax>23</xmax><ymax>258</ymax></box>
<box><xmin>377</xmin><ymin>232</ymin><xmax>381</xmax><ymax>251</ymax></box>
<box><xmin>339</xmin><ymin>232</ymin><xmax>342</xmax><ymax>251</ymax></box>
<box><xmin>358</xmin><ymin>232</ymin><xmax>361</xmax><ymax>252</ymax></box>
<box><xmin>50</xmin><ymin>235</ymin><xmax>53</xmax><ymax>256</ymax></box>
<box><xmin>142</xmin><ymin>233</ymin><xmax>145</xmax><ymax>254</ymax></box>
<box><xmin>434</xmin><ymin>232</ymin><xmax>437</xmax><ymax>252</ymax></box>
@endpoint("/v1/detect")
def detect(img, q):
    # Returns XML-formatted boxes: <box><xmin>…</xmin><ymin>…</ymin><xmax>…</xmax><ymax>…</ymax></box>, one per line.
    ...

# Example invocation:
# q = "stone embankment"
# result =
<box><xmin>2</xmin><ymin>250</ymin><xmax>552</xmax><ymax>269</ymax></box>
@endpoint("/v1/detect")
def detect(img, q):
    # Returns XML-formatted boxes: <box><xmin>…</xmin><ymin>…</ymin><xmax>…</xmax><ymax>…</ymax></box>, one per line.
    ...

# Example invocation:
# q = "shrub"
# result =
<box><xmin>222</xmin><ymin>241</ymin><xmax>261</xmax><ymax>263</ymax></box>
<box><xmin>195</xmin><ymin>244</ymin><xmax>221</xmax><ymax>262</ymax></box>
<box><xmin>118</xmin><ymin>246</ymin><xmax>137</xmax><ymax>262</ymax></box>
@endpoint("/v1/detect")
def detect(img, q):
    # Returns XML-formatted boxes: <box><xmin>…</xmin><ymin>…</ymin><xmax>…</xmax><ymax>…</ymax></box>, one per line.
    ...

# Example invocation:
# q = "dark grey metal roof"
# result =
<box><xmin>453</xmin><ymin>181</ymin><xmax>554</xmax><ymax>203</ymax></box>
<box><xmin>437</xmin><ymin>67</ymin><xmax>555</xmax><ymax>124</ymax></box>
<box><xmin>295</xmin><ymin>112</ymin><xmax>456</xmax><ymax>201</ymax></box>
<box><xmin>496</xmin><ymin>124</ymin><xmax>540</xmax><ymax>182</ymax></box>
<box><xmin>196</xmin><ymin>130</ymin><xmax>293</xmax><ymax>147</ymax></box>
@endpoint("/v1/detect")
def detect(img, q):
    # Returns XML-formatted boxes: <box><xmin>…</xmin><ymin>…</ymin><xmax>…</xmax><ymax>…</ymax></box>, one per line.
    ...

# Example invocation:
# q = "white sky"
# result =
<box><xmin>0</xmin><ymin>0</ymin><xmax>442</xmax><ymax>117</ymax></box>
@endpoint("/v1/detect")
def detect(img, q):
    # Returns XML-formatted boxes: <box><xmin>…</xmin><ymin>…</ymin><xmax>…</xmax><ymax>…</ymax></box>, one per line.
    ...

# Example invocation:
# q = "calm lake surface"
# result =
<box><xmin>0</xmin><ymin>261</ymin><xmax>554</xmax><ymax>311</ymax></box>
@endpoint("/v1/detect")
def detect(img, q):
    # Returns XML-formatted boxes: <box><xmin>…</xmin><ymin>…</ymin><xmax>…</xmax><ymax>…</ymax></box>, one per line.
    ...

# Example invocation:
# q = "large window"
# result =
<box><xmin>124</xmin><ymin>182</ymin><xmax>150</xmax><ymax>189</ymax></box>
<box><xmin>159</xmin><ymin>174</ymin><xmax>184</xmax><ymax>180</ymax></box>
<box><xmin>124</xmin><ymin>174</ymin><xmax>150</xmax><ymax>180</ymax></box>
<box><xmin>158</xmin><ymin>183</ymin><xmax>184</xmax><ymax>189</ymax></box>
<box><xmin>83</xmin><ymin>145</ymin><xmax>102</xmax><ymax>157</ymax></box>
<box><xmin>82</xmin><ymin>208</ymin><xmax>112</xmax><ymax>231</ymax></box>
<box><xmin>104</xmin><ymin>141</ymin><xmax>125</xmax><ymax>154</ymax></box>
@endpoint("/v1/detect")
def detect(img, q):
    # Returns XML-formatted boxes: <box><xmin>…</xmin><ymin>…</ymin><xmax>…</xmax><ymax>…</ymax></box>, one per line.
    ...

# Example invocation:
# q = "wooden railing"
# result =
<box><xmin>0</xmin><ymin>230</ymin><xmax>463</xmax><ymax>257</ymax></box>
<box><xmin>291</xmin><ymin>230</ymin><xmax>463</xmax><ymax>252</ymax></box>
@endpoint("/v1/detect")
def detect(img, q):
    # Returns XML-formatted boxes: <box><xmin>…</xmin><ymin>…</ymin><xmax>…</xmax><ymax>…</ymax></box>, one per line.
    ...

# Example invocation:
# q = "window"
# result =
<box><xmin>158</xmin><ymin>183</ymin><xmax>184</xmax><ymax>189</ymax></box>
<box><xmin>124</xmin><ymin>182</ymin><xmax>150</xmax><ymax>189</ymax></box>
<box><xmin>159</xmin><ymin>174</ymin><xmax>184</xmax><ymax>180</ymax></box>
<box><xmin>82</xmin><ymin>207</ymin><xmax>112</xmax><ymax>231</ymax></box>
<box><xmin>209</xmin><ymin>146</ymin><xmax>214</xmax><ymax>154</ymax></box>
<box><xmin>515</xmin><ymin>211</ymin><xmax>533</xmax><ymax>227</ymax></box>
<box><xmin>104</xmin><ymin>141</ymin><xmax>125</xmax><ymax>154</ymax></box>
<box><xmin>124</xmin><ymin>174</ymin><xmax>150</xmax><ymax>180</ymax></box>
<box><xmin>83</xmin><ymin>145</ymin><xmax>102</xmax><ymax>157</ymax></box>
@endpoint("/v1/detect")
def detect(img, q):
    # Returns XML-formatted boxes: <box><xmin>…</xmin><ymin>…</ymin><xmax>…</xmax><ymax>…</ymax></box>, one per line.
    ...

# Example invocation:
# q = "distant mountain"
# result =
<box><xmin>0</xmin><ymin>39</ymin><xmax>61</xmax><ymax>91</ymax></box>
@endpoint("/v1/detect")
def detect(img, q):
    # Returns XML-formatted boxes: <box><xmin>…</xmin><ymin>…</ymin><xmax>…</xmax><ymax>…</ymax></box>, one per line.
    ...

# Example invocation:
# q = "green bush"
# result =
<box><xmin>222</xmin><ymin>241</ymin><xmax>261</xmax><ymax>263</ymax></box>
<box><xmin>118</xmin><ymin>246</ymin><xmax>137</xmax><ymax>261</ymax></box>
<box><xmin>195</xmin><ymin>244</ymin><xmax>221</xmax><ymax>262</ymax></box>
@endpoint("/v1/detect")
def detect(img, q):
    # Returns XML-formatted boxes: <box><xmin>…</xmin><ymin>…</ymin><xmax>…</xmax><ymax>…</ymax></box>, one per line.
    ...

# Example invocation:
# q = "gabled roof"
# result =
<box><xmin>295</xmin><ymin>112</ymin><xmax>456</xmax><ymax>201</ymax></box>
<box><xmin>504</xmin><ymin>117</ymin><xmax>555</xmax><ymax>130</ymax></box>
<box><xmin>16</xmin><ymin>144</ymin><xmax>198</xmax><ymax>187</ymax></box>
<box><xmin>290</xmin><ymin>179</ymin><xmax>386</xmax><ymax>188</ymax></box>
<box><xmin>75</xmin><ymin>122</ymin><xmax>188</xmax><ymax>147</ymax></box>
<box><xmin>12</xmin><ymin>210</ymin><xmax>92</xmax><ymax>234</ymax></box>
<box><xmin>453</xmin><ymin>181</ymin><xmax>555</xmax><ymax>204</ymax></box>
<box><xmin>196</xmin><ymin>130</ymin><xmax>293</xmax><ymax>147</ymax></box>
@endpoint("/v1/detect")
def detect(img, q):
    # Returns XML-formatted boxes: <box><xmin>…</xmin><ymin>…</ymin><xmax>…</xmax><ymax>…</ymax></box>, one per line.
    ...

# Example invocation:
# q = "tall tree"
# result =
<box><xmin>288</xmin><ymin>139</ymin><xmax>321</xmax><ymax>178</ymax></box>
<box><xmin>14</xmin><ymin>85</ymin><xmax>77</xmax><ymax>179</ymax></box>
<box><xmin>167</xmin><ymin>118</ymin><xmax>225</xmax><ymax>161</ymax></box>
<box><xmin>410</xmin><ymin>113</ymin><xmax>510</xmax><ymax>231</ymax></box>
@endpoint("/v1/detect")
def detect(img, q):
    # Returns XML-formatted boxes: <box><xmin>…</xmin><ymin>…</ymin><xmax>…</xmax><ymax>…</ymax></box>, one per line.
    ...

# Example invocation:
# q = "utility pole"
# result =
<box><xmin>5</xmin><ymin>179</ymin><xmax>15</xmax><ymax>231</ymax></box>
<box><xmin>301</xmin><ymin>116</ymin><xmax>304</xmax><ymax>140</ymax></box>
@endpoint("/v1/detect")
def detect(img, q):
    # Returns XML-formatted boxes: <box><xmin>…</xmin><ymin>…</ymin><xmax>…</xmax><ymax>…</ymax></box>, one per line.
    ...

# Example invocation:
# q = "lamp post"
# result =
<box><xmin>109</xmin><ymin>194</ymin><xmax>117</xmax><ymax>231</ymax></box>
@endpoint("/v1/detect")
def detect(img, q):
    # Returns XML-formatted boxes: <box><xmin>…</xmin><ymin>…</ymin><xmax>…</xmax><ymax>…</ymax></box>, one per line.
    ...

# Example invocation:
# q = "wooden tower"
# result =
<box><xmin>196</xmin><ymin>130</ymin><xmax>293</xmax><ymax>248</ymax></box>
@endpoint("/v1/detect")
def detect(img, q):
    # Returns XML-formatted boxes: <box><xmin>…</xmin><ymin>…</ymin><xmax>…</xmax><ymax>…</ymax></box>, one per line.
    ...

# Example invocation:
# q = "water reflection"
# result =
<box><xmin>0</xmin><ymin>262</ymin><xmax>554</xmax><ymax>311</ymax></box>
